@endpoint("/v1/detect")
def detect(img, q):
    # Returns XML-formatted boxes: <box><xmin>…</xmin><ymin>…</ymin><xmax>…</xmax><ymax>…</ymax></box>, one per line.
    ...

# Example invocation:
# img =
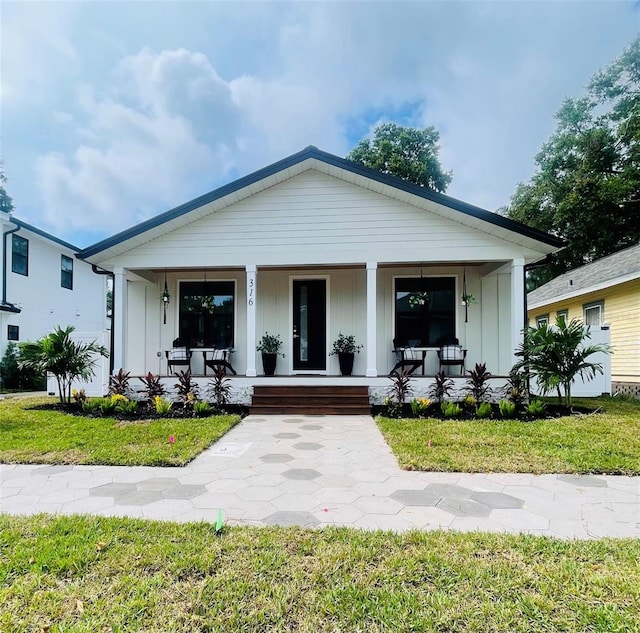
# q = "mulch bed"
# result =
<box><xmin>373</xmin><ymin>402</ymin><xmax>597</xmax><ymax>421</ymax></box>
<box><xmin>26</xmin><ymin>402</ymin><xmax>248</xmax><ymax>421</ymax></box>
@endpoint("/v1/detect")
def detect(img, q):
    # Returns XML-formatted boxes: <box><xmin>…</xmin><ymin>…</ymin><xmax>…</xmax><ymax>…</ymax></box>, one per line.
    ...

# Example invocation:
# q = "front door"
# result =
<box><xmin>292</xmin><ymin>279</ymin><xmax>326</xmax><ymax>371</ymax></box>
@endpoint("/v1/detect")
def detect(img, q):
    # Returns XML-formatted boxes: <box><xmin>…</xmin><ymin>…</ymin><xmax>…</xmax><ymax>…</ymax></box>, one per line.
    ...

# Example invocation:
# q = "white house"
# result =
<box><xmin>77</xmin><ymin>147</ymin><xmax>563</xmax><ymax>408</ymax></box>
<box><xmin>0</xmin><ymin>212</ymin><xmax>108</xmax><ymax>366</ymax></box>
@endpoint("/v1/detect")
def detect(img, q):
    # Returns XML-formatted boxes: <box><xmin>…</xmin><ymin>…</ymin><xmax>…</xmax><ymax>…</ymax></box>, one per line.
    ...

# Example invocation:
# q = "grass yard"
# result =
<box><xmin>0</xmin><ymin>397</ymin><xmax>240</xmax><ymax>466</ymax></box>
<box><xmin>1</xmin><ymin>514</ymin><xmax>639</xmax><ymax>633</ymax></box>
<box><xmin>377</xmin><ymin>397</ymin><xmax>640</xmax><ymax>474</ymax></box>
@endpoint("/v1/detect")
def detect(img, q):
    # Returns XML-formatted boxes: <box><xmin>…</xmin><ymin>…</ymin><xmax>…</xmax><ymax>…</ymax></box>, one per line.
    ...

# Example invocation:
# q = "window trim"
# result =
<box><xmin>61</xmin><ymin>254</ymin><xmax>74</xmax><ymax>290</ymax></box>
<box><xmin>177</xmin><ymin>278</ymin><xmax>237</xmax><ymax>348</ymax></box>
<box><xmin>583</xmin><ymin>300</ymin><xmax>604</xmax><ymax>327</ymax></box>
<box><xmin>392</xmin><ymin>274</ymin><xmax>458</xmax><ymax>348</ymax></box>
<box><xmin>11</xmin><ymin>234</ymin><xmax>28</xmax><ymax>276</ymax></box>
<box><xmin>535</xmin><ymin>314</ymin><xmax>549</xmax><ymax>328</ymax></box>
<box><xmin>7</xmin><ymin>325</ymin><xmax>19</xmax><ymax>341</ymax></box>
<box><xmin>556</xmin><ymin>309</ymin><xmax>568</xmax><ymax>325</ymax></box>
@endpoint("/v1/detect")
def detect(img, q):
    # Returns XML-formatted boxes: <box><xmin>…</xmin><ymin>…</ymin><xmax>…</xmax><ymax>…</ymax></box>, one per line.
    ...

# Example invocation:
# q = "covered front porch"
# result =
<box><xmin>112</xmin><ymin>258</ymin><xmax>525</xmax><ymax>396</ymax></box>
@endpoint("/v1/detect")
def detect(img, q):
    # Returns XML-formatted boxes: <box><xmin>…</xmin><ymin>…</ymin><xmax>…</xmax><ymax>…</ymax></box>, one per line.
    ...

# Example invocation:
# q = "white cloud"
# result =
<box><xmin>36</xmin><ymin>48</ymin><xmax>242</xmax><ymax>233</ymax></box>
<box><xmin>10</xmin><ymin>0</ymin><xmax>638</xmax><ymax>245</ymax></box>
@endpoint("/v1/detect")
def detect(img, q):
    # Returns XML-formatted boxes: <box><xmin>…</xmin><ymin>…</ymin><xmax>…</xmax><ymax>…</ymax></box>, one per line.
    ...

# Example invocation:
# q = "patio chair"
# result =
<box><xmin>165</xmin><ymin>337</ymin><xmax>192</xmax><ymax>375</ymax></box>
<box><xmin>204</xmin><ymin>348</ymin><xmax>237</xmax><ymax>376</ymax></box>
<box><xmin>390</xmin><ymin>339</ymin><xmax>425</xmax><ymax>376</ymax></box>
<box><xmin>437</xmin><ymin>338</ymin><xmax>467</xmax><ymax>375</ymax></box>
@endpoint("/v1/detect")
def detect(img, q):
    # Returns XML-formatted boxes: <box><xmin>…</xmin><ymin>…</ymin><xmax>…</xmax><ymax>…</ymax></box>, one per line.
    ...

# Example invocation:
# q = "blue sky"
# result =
<box><xmin>2</xmin><ymin>1</ymin><xmax>638</xmax><ymax>248</ymax></box>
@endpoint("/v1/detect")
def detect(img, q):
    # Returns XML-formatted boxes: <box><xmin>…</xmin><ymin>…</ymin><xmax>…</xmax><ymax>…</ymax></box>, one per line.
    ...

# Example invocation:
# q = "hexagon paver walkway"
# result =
<box><xmin>2</xmin><ymin>415</ymin><xmax>639</xmax><ymax>538</ymax></box>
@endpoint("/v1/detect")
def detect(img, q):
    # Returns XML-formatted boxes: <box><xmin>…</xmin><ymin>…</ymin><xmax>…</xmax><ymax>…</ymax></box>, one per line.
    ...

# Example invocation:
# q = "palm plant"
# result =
<box><xmin>465</xmin><ymin>363</ymin><xmax>493</xmax><ymax>402</ymax></box>
<box><xmin>514</xmin><ymin>317</ymin><xmax>611</xmax><ymax>407</ymax></box>
<box><xmin>18</xmin><ymin>325</ymin><xmax>108</xmax><ymax>404</ymax></box>
<box><xmin>428</xmin><ymin>370</ymin><xmax>454</xmax><ymax>404</ymax></box>
<box><xmin>173</xmin><ymin>370</ymin><xmax>200</xmax><ymax>409</ymax></box>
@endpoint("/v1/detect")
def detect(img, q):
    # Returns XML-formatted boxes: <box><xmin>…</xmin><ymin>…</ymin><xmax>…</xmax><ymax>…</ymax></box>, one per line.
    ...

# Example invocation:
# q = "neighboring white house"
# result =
<box><xmin>0</xmin><ymin>212</ymin><xmax>108</xmax><ymax>363</ymax></box>
<box><xmin>77</xmin><ymin>146</ymin><xmax>564</xmax><ymax>402</ymax></box>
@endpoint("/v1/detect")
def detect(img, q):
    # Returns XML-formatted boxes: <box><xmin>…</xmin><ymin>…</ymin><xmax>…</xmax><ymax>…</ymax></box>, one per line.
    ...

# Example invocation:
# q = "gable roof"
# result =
<box><xmin>78</xmin><ymin>145</ymin><xmax>564</xmax><ymax>261</ymax></box>
<box><xmin>528</xmin><ymin>242</ymin><xmax>640</xmax><ymax>309</ymax></box>
<box><xmin>11</xmin><ymin>217</ymin><xmax>80</xmax><ymax>252</ymax></box>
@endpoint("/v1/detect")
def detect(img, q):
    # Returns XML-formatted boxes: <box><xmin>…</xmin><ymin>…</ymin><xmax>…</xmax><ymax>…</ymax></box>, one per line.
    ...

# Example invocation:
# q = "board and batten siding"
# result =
<box><xmin>104</xmin><ymin>170</ymin><xmax>540</xmax><ymax>270</ymax></box>
<box><xmin>123</xmin><ymin>264</ymin><xmax>510</xmax><ymax>376</ymax></box>
<box><xmin>528</xmin><ymin>279</ymin><xmax>640</xmax><ymax>383</ymax></box>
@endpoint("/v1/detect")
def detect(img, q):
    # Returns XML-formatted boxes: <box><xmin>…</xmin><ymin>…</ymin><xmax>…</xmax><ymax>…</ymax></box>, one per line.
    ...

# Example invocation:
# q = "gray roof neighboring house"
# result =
<box><xmin>528</xmin><ymin>242</ymin><xmax>640</xmax><ymax>309</ymax></box>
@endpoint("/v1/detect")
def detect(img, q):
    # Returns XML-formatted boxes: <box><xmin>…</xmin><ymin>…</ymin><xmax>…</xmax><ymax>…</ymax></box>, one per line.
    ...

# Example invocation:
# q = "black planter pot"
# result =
<box><xmin>262</xmin><ymin>353</ymin><xmax>277</xmax><ymax>376</ymax></box>
<box><xmin>338</xmin><ymin>352</ymin><xmax>355</xmax><ymax>376</ymax></box>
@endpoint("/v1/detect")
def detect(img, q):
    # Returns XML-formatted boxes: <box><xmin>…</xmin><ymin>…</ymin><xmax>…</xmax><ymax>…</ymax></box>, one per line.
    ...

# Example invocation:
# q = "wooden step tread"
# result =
<box><xmin>250</xmin><ymin>405</ymin><xmax>372</xmax><ymax>415</ymax></box>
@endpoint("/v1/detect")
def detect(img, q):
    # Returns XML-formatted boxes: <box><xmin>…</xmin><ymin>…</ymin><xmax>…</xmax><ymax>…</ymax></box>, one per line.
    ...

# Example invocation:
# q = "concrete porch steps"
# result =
<box><xmin>250</xmin><ymin>385</ymin><xmax>371</xmax><ymax>415</ymax></box>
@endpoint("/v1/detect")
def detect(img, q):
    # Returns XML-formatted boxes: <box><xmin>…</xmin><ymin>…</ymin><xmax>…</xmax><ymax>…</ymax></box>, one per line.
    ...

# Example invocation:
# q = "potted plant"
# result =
<box><xmin>330</xmin><ymin>333</ymin><xmax>363</xmax><ymax>376</ymax></box>
<box><xmin>257</xmin><ymin>332</ymin><xmax>284</xmax><ymax>376</ymax></box>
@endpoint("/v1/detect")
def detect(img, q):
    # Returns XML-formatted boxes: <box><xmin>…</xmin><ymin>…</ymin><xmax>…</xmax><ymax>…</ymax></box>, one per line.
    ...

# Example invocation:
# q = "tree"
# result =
<box><xmin>18</xmin><ymin>326</ymin><xmax>109</xmax><ymax>404</ymax></box>
<box><xmin>504</xmin><ymin>38</ymin><xmax>640</xmax><ymax>289</ymax></box>
<box><xmin>0</xmin><ymin>161</ymin><xmax>15</xmax><ymax>215</ymax></box>
<box><xmin>513</xmin><ymin>318</ymin><xmax>610</xmax><ymax>408</ymax></box>
<box><xmin>346</xmin><ymin>123</ymin><xmax>452</xmax><ymax>192</ymax></box>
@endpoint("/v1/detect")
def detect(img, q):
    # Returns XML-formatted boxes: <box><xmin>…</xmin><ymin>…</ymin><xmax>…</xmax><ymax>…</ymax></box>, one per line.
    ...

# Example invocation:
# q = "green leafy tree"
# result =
<box><xmin>0</xmin><ymin>161</ymin><xmax>15</xmax><ymax>214</ymax></box>
<box><xmin>18</xmin><ymin>326</ymin><xmax>109</xmax><ymax>404</ymax></box>
<box><xmin>0</xmin><ymin>342</ymin><xmax>46</xmax><ymax>391</ymax></box>
<box><xmin>346</xmin><ymin>123</ymin><xmax>452</xmax><ymax>192</ymax></box>
<box><xmin>505</xmin><ymin>38</ymin><xmax>640</xmax><ymax>289</ymax></box>
<box><xmin>513</xmin><ymin>318</ymin><xmax>610</xmax><ymax>408</ymax></box>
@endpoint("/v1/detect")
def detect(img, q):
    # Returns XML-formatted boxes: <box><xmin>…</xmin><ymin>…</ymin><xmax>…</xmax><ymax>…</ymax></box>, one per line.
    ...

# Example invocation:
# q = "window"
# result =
<box><xmin>556</xmin><ymin>309</ymin><xmax>568</xmax><ymax>325</ymax></box>
<box><xmin>11</xmin><ymin>235</ymin><xmax>28</xmax><ymax>276</ymax></box>
<box><xmin>61</xmin><ymin>255</ymin><xmax>73</xmax><ymax>289</ymax></box>
<box><xmin>7</xmin><ymin>325</ymin><xmax>19</xmax><ymax>341</ymax></box>
<box><xmin>535</xmin><ymin>314</ymin><xmax>549</xmax><ymax>328</ymax></box>
<box><xmin>394</xmin><ymin>277</ymin><xmax>455</xmax><ymax>347</ymax></box>
<box><xmin>583</xmin><ymin>301</ymin><xmax>604</xmax><ymax>326</ymax></box>
<box><xmin>179</xmin><ymin>281</ymin><xmax>234</xmax><ymax>348</ymax></box>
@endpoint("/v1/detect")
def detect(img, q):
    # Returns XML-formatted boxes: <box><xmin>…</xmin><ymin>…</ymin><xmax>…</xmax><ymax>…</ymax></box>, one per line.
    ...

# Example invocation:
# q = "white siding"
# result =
<box><xmin>106</xmin><ymin>171</ymin><xmax>534</xmax><ymax>269</ymax></box>
<box><xmin>1</xmin><ymin>223</ymin><xmax>107</xmax><ymax>360</ymax></box>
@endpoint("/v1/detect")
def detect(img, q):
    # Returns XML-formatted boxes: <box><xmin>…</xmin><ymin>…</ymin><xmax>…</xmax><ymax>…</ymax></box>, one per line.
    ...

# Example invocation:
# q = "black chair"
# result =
<box><xmin>204</xmin><ymin>348</ymin><xmax>236</xmax><ymax>376</ymax></box>
<box><xmin>390</xmin><ymin>339</ymin><xmax>425</xmax><ymax>376</ymax></box>
<box><xmin>437</xmin><ymin>338</ymin><xmax>467</xmax><ymax>375</ymax></box>
<box><xmin>165</xmin><ymin>337</ymin><xmax>192</xmax><ymax>374</ymax></box>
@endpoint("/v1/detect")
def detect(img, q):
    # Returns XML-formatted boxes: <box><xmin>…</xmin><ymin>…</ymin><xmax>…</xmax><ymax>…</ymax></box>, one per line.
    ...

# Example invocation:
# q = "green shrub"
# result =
<box><xmin>116</xmin><ymin>399</ymin><xmax>139</xmax><ymax>415</ymax></box>
<box><xmin>193</xmin><ymin>401</ymin><xmax>213</xmax><ymax>417</ymax></box>
<box><xmin>499</xmin><ymin>399</ymin><xmax>517</xmax><ymax>419</ymax></box>
<box><xmin>81</xmin><ymin>399</ymin><xmax>101</xmax><ymax>414</ymax></box>
<box><xmin>475</xmin><ymin>402</ymin><xmax>492</xmax><ymax>419</ymax></box>
<box><xmin>441</xmin><ymin>401</ymin><xmax>462</xmax><ymax>418</ymax></box>
<box><xmin>410</xmin><ymin>397</ymin><xmax>431</xmax><ymax>417</ymax></box>
<box><xmin>98</xmin><ymin>397</ymin><xmax>118</xmax><ymax>415</ymax></box>
<box><xmin>154</xmin><ymin>396</ymin><xmax>172</xmax><ymax>416</ymax></box>
<box><xmin>527</xmin><ymin>399</ymin><xmax>547</xmax><ymax>417</ymax></box>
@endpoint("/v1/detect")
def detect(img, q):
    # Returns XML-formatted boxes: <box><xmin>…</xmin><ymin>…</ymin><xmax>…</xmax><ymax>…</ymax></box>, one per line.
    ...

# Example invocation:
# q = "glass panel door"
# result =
<box><xmin>293</xmin><ymin>279</ymin><xmax>326</xmax><ymax>371</ymax></box>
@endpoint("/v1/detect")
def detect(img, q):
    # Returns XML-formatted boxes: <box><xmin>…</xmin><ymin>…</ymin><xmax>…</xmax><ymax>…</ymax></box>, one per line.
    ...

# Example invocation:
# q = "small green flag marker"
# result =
<box><xmin>215</xmin><ymin>509</ymin><xmax>223</xmax><ymax>534</ymax></box>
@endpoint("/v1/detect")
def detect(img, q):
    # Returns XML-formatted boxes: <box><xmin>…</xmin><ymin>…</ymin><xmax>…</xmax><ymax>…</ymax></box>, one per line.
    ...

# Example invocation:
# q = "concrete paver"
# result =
<box><xmin>1</xmin><ymin>414</ymin><xmax>639</xmax><ymax>538</ymax></box>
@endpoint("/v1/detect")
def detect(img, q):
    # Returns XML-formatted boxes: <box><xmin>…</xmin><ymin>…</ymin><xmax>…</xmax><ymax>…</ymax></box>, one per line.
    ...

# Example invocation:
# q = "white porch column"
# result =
<box><xmin>245</xmin><ymin>264</ymin><xmax>257</xmax><ymax>377</ymax></box>
<box><xmin>511</xmin><ymin>259</ymin><xmax>525</xmax><ymax>367</ymax></box>
<box><xmin>366</xmin><ymin>262</ymin><xmax>378</xmax><ymax>377</ymax></box>
<box><xmin>113</xmin><ymin>267</ymin><xmax>127</xmax><ymax>372</ymax></box>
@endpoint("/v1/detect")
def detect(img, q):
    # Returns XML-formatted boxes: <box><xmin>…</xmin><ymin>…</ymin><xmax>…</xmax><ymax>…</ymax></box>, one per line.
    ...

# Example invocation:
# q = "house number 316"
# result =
<box><xmin>248</xmin><ymin>278</ymin><xmax>254</xmax><ymax>306</ymax></box>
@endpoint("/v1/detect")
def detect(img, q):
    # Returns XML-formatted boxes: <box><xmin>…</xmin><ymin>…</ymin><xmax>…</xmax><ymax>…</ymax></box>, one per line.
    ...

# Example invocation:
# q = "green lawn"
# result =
<box><xmin>377</xmin><ymin>397</ymin><xmax>640</xmax><ymax>474</ymax></box>
<box><xmin>0</xmin><ymin>397</ymin><xmax>240</xmax><ymax>466</ymax></box>
<box><xmin>1</xmin><ymin>515</ymin><xmax>638</xmax><ymax>632</ymax></box>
